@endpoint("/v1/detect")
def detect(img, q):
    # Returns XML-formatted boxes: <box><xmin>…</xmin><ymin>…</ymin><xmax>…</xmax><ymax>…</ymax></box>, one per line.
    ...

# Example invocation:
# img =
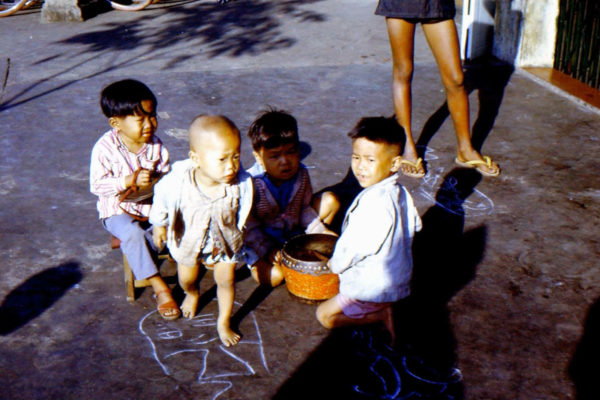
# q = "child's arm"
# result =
<box><xmin>152</xmin><ymin>226</ymin><xmax>167</xmax><ymax>250</ymax></box>
<box><xmin>298</xmin><ymin>170</ymin><xmax>329</xmax><ymax>233</ymax></box>
<box><xmin>90</xmin><ymin>146</ymin><xmax>130</xmax><ymax>197</ymax></box>
<box><xmin>328</xmin><ymin>193</ymin><xmax>394</xmax><ymax>275</ymax></box>
<box><xmin>90</xmin><ymin>147</ymin><xmax>158</xmax><ymax>196</ymax></box>
<box><xmin>244</xmin><ymin>203</ymin><xmax>272</xmax><ymax>259</ymax></box>
<box><xmin>134</xmin><ymin>143</ymin><xmax>171</xmax><ymax>191</ymax></box>
<box><xmin>148</xmin><ymin>168</ymin><xmax>173</xmax><ymax>244</ymax></box>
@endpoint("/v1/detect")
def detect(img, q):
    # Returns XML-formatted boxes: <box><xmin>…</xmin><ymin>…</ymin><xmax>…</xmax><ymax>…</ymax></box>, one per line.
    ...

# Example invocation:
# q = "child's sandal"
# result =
<box><xmin>154</xmin><ymin>289</ymin><xmax>181</xmax><ymax>321</ymax></box>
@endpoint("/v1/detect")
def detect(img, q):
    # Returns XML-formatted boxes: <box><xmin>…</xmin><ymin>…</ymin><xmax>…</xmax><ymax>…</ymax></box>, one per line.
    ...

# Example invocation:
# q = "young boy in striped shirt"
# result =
<box><xmin>244</xmin><ymin>109</ymin><xmax>333</xmax><ymax>287</ymax></box>
<box><xmin>90</xmin><ymin>79</ymin><xmax>180</xmax><ymax>320</ymax></box>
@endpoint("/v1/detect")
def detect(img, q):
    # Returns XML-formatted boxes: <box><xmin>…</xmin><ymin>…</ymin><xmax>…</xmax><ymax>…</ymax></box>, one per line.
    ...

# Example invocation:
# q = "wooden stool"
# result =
<box><xmin>110</xmin><ymin>235</ymin><xmax>175</xmax><ymax>303</ymax></box>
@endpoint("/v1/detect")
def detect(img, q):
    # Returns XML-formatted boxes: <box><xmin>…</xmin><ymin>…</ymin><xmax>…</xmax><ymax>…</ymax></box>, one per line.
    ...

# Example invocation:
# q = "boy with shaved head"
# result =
<box><xmin>150</xmin><ymin>115</ymin><xmax>256</xmax><ymax>346</ymax></box>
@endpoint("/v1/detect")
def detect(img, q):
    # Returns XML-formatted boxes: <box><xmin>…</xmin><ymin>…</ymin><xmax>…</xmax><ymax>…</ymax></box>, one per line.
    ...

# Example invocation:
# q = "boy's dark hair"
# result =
<box><xmin>100</xmin><ymin>79</ymin><xmax>157</xmax><ymax>118</ymax></box>
<box><xmin>247</xmin><ymin>107</ymin><xmax>299</xmax><ymax>151</ymax></box>
<box><xmin>348</xmin><ymin>116</ymin><xmax>406</xmax><ymax>154</ymax></box>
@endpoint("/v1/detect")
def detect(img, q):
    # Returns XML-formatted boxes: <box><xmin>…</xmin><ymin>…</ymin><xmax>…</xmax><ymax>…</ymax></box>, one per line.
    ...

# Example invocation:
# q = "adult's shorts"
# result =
<box><xmin>375</xmin><ymin>0</ymin><xmax>456</xmax><ymax>21</ymax></box>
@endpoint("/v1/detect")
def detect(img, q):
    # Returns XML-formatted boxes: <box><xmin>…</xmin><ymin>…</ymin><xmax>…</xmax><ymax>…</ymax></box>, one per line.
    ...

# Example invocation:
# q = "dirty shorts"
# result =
<box><xmin>335</xmin><ymin>293</ymin><xmax>391</xmax><ymax>319</ymax></box>
<box><xmin>181</xmin><ymin>233</ymin><xmax>259</xmax><ymax>268</ymax></box>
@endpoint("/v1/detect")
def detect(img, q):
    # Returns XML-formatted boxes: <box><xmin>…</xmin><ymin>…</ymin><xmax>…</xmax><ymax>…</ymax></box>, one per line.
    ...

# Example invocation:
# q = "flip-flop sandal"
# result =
<box><xmin>154</xmin><ymin>289</ymin><xmax>181</xmax><ymax>321</ymax></box>
<box><xmin>400</xmin><ymin>158</ymin><xmax>426</xmax><ymax>178</ymax></box>
<box><xmin>454</xmin><ymin>156</ymin><xmax>500</xmax><ymax>177</ymax></box>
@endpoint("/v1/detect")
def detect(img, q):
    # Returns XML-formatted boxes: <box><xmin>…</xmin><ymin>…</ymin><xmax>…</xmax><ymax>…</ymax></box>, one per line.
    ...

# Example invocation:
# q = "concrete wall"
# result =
<box><xmin>493</xmin><ymin>0</ymin><xmax>559</xmax><ymax>67</ymax></box>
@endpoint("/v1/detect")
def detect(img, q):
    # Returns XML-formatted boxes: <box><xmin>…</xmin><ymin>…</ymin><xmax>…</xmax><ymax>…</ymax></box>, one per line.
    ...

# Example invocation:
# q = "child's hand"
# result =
<box><xmin>268</xmin><ymin>249</ymin><xmax>282</xmax><ymax>265</ymax></box>
<box><xmin>323</xmin><ymin>228</ymin><xmax>339</xmax><ymax>237</ymax></box>
<box><xmin>136</xmin><ymin>169</ymin><xmax>152</xmax><ymax>189</ymax></box>
<box><xmin>153</xmin><ymin>226</ymin><xmax>167</xmax><ymax>250</ymax></box>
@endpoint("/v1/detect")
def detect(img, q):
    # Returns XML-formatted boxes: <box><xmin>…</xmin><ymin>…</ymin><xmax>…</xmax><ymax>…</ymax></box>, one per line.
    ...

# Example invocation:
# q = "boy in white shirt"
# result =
<box><xmin>316</xmin><ymin>117</ymin><xmax>422</xmax><ymax>344</ymax></box>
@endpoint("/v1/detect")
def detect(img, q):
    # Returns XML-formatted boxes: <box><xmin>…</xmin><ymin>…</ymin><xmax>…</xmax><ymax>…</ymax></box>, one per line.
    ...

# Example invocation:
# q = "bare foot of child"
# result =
<box><xmin>180</xmin><ymin>291</ymin><xmax>199</xmax><ymax>319</ymax></box>
<box><xmin>217</xmin><ymin>319</ymin><xmax>241</xmax><ymax>347</ymax></box>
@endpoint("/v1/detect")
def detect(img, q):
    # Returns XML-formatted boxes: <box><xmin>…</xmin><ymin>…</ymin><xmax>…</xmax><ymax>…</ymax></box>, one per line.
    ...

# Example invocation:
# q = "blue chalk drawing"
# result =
<box><xmin>350</xmin><ymin>330</ymin><xmax>462</xmax><ymax>399</ymax></box>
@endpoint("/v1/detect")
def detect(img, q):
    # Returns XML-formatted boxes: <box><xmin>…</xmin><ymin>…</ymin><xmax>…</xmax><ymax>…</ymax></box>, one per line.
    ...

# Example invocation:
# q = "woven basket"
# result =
<box><xmin>281</xmin><ymin>234</ymin><xmax>339</xmax><ymax>301</ymax></box>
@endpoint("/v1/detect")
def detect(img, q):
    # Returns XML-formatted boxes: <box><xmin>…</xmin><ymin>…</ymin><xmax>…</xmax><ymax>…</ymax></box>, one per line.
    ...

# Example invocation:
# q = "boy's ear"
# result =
<box><xmin>189</xmin><ymin>150</ymin><xmax>199</xmax><ymax>165</ymax></box>
<box><xmin>109</xmin><ymin>117</ymin><xmax>119</xmax><ymax>130</ymax></box>
<box><xmin>390</xmin><ymin>155</ymin><xmax>402</xmax><ymax>173</ymax></box>
<box><xmin>252</xmin><ymin>150</ymin><xmax>264</xmax><ymax>168</ymax></box>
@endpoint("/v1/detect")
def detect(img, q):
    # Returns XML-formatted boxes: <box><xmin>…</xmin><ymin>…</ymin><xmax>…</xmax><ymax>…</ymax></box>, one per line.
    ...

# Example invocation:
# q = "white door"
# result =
<box><xmin>460</xmin><ymin>0</ymin><xmax>496</xmax><ymax>60</ymax></box>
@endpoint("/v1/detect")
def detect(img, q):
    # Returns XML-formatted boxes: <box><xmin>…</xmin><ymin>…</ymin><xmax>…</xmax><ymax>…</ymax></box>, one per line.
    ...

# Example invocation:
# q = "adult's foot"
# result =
<box><xmin>456</xmin><ymin>149</ymin><xmax>500</xmax><ymax>176</ymax></box>
<box><xmin>401</xmin><ymin>148</ymin><xmax>426</xmax><ymax>178</ymax></box>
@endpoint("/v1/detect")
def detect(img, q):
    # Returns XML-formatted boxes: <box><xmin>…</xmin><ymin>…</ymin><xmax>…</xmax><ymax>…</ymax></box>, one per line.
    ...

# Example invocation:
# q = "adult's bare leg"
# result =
<box><xmin>423</xmin><ymin>19</ymin><xmax>499</xmax><ymax>176</ymax></box>
<box><xmin>386</xmin><ymin>18</ymin><xmax>425</xmax><ymax>178</ymax></box>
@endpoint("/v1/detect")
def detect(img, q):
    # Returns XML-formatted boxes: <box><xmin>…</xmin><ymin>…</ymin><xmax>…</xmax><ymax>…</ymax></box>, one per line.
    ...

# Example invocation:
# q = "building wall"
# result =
<box><xmin>492</xmin><ymin>0</ymin><xmax>559</xmax><ymax>67</ymax></box>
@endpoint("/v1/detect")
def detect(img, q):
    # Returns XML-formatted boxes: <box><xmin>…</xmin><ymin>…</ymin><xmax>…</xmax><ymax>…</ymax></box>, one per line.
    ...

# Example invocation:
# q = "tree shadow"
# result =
<box><xmin>61</xmin><ymin>0</ymin><xmax>327</xmax><ymax>59</ymax></box>
<box><xmin>0</xmin><ymin>262</ymin><xmax>83</xmax><ymax>335</ymax></box>
<box><xmin>273</xmin><ymin>168</ymin><xmax>486</xmax><ymax>399</ymax></box>
<box><xmin>415</xmin><ymin>57</ymin><xmax>514</xmax><ymax>157</ymax></box>
<box><xmin>569</xmin><ymin>296</ymin><xmax>600</xmax><ymax>400</ymax></box>
<box><xmin>0</xmin><ymin>0</ymin><xmax>326</xmax><ymax>111</ymax></box>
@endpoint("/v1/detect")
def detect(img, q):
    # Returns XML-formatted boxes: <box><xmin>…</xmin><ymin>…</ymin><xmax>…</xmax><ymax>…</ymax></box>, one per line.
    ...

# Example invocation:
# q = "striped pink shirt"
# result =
<box><xmin>90</xmin><ymin>129</ymin><xmax>170</xmax><ymax>219</ymax></box>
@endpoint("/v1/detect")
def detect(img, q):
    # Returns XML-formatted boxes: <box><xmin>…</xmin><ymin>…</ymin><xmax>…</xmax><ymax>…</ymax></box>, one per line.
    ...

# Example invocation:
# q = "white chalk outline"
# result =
<box><xmin>416</xmin><ymin>148</ymin><xmax>494</xmax><ymax>217</ymax></box>
<box><xmin>138</xmin><ymin>300</ymin><xmax>269</xmax><ymax>399</ymax></box>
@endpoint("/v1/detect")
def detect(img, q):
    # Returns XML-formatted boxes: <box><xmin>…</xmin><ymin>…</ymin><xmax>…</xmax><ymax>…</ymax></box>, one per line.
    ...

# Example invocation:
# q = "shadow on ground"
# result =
<box><xmin>0</xmin><ymin>262</ymin><xmax>83</xmax><ymax>335</ymax></box>
<box><xmin>569</xmin><ymin>296</ymin><xmax>600</xmax><ymax>400</ymax></box>
<box><xmin>60</xmin><ymin>0</ymin><xmax>326</xmax><ymax>59</ymax></box>
<box><xmin>416</xmin><ymin>58</ymin><xmax>515</xmax><ymax>157</ymax></box>
<box><xmin>0</xmin><ymin>0</ymin><xmax>327</xmax><ymax>112</ymax></box>
<box><xmin>273</xmin><ymin>168</ymin><xmax>485</xmax><ymax>399</ymax></box>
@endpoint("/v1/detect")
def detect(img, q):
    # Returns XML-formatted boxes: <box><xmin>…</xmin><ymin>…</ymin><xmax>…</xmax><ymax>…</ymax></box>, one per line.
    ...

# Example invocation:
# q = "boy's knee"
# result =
<box><xmin>315</xmin><ymin>305</ymin><xmax>333</xmax><ymax>329</ymax></box>
<box><xmin>118</xmin><ymin>223</ymin><xmax>146</xmax><ymax>245</ymax></box>
<box><xmin>314</xmin><ymin>191</ymin><xmax>340</xmax><ymax>224</ymax></box>
<box><xmin>215</xmin><ymin>275</ymin><xmax>235</xmax><ymax>288</ymax></box>
<box><xmin>251</xmin><ymin>259</ymin><xmax>284</xmax><ymax>287</ymax></box>
<box><xmin>214</xmin><ymin>265</ymin><xmax>236</xmax><ymax>287</ymax></box>
<box><xmin>320</xmin><ymin>191</ymin><xmax>340</xmax><ymax>211</ymax></box>
<box><xmin>270</xmin><ymin>265</ymin><xmax>284</xmax><ymax>287</ymax></box>
<box><xmin>177</xmin><ymin>264</ymin><xmax>198</xmax><ymax>290</ymax></box>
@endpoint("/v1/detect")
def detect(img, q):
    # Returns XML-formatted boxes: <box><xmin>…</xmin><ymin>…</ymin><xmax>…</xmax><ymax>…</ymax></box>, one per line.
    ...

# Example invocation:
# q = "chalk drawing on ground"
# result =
<box><xmin>416</xmin><ymin>148</ymin><xmax>494</xmax><ymax>217</ymax></box>
<box><xmin>0</xmin><ymin>175</ymin><xmax>16</xmax><ymax>195</ymax></box>
<box><xmin>350</xmin><ymin>330</ymin><xmax>462</xmax><ymax>399</ymax></box>
<box><xmin>58</xmin><ymin>171</ymin><xmax>89</xmax><ymax>182</ymax></box>
<box><xmin>139</xmin><ymin>299</ymin><xmax>269</xmax><ymax>400</ymax></box>
<box><xmin>163</xmin><ymin>128</ymin><xmax>189</xmax><ymax>140</ymax></box>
